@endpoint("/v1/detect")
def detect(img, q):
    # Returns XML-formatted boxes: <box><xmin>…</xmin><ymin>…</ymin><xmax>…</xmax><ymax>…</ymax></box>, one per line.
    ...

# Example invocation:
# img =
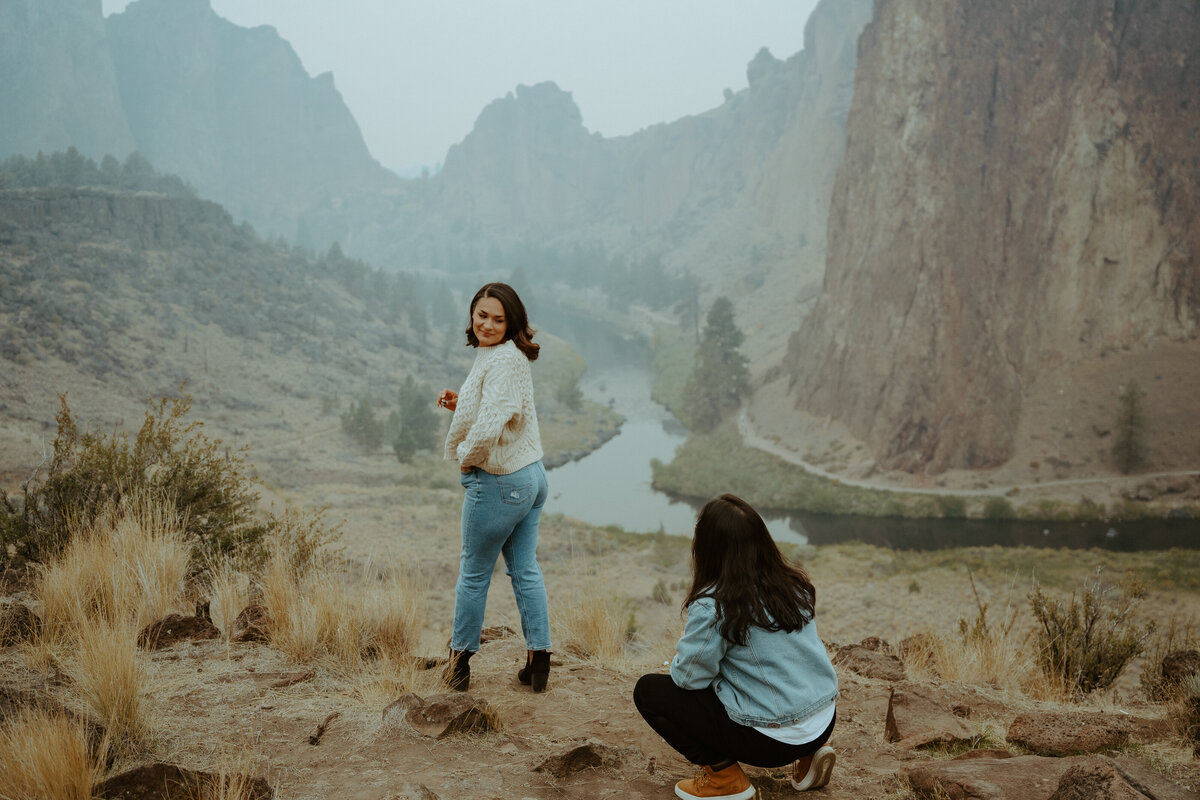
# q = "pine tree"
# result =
<box><xmin>682</xmin><ymin>297</ymin><xmax>750</xmax><ymax>431</ymax></box>
<box><xmin>341</xmin><ymin>395</ymin><xmax>385</xmax><ymax>454</ymax></box>
<box><xmin>393</xmin><ymin>376</ymin><xmax>440</xmax><ymax>462</ymax></box>
<box><xmin>1112</xmin><ymin>380</ymin><xmax>1148</xmax><ymax>474</ymax></box>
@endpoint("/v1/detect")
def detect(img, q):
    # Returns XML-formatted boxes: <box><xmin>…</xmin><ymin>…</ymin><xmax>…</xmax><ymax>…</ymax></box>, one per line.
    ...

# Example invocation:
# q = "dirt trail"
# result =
<box><xmin>737</xmin><ymin>410</ymin><xmax>1200</xmax><ymax>499</ymax></box>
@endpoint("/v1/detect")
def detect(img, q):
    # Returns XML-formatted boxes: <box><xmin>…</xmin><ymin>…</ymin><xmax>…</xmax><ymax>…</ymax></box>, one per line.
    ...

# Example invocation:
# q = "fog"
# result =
<box><xmin>100</xmin><ymin>0</ymin><xmax>821</xmax><ymax>174</ymax></box>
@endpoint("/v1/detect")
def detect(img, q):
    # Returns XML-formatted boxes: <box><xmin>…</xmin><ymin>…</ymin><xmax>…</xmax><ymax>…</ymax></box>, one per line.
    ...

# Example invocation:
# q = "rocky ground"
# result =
<box><xmin>3</xmin><ymin>433</ymin><xmax>1200</xmax><ymax>798</ymax></box>
<box><xmin>3</xmin><ymin>321</ymin><xmax>1199</xmax><ymax>798</ymax></box>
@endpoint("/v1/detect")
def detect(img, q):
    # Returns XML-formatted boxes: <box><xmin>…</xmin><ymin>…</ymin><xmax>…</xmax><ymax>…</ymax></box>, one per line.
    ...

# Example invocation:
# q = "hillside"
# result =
<box><xmin>0</xmin><ymin>183</ymin><xmax>614</xmax><ymax>495</ymax></box>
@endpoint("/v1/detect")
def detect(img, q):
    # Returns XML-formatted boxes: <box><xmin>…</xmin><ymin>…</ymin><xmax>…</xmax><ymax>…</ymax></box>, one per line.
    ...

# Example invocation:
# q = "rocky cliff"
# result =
<box><xmin>783</xmin><ymin>0</ymin><xmax>1200</xmax><ymax>474</ymax></box>
<box><xmin>0</xmin><ymin>0</ymin><xmax>397</xmax><ymax>242</ymax></box>
<box><xmin>0</xmin><ymin>0</ymin><xmax>133</xmax><ymax>161</ymax></box>
<box><xmin>105</xmin><ymin>0</ymin><xmax>396</xmax><ymax>240</ymax></box>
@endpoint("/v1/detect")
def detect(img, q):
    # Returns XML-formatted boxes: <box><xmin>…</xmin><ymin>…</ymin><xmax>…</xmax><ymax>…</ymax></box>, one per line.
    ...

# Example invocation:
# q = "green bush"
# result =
<box><xmin>1</xmin><ymin>392</ymin><xmax>265</xmax><ymax>566</ymax></box>
<box><xmin>1029</xmin><ymin>573</ymin><xmax>1155</xmax><ymax>697</ymax></box>
<box><xmin>982</xmin><ymin>496</ymin><xmax>1015</xmax><ymax>519</ymax></box>
<box><xmin>341</xmin><ymin>394</ymin><xmax>386</xmax><ymax>454</ymax></box>
<box><xmin>936</xmin><ymin>495</ymin><xmax>968</xmax><ymax>518</ymax></box>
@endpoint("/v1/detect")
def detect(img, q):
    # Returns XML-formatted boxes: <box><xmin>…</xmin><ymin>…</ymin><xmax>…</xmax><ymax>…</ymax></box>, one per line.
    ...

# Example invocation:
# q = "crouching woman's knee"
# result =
<box><xmin>633</xmin><ymin>672</ymin><xmax>675</xmax><ymax>717</ymax></box>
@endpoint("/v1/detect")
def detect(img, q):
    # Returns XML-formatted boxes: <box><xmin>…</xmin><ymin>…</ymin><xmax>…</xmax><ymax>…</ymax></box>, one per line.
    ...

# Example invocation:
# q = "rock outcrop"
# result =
<box><xmin>783</xmin><ymin>0</ymin><xmax>1200</xmax><ymax>474</ymax></box>
<box><xmin>0</xmin><ymin>0</ymin><xmax>397</xmax><ymax>242</ymax></box>
<box><xmin>0</xmin><ymin>0</ymin><xmax>134</xmax><ymax>161</ymax></box>
<box><xmin>105</xmin><ymin>0</ymin><xmax>396</xmax><ymax>240</ymax></box>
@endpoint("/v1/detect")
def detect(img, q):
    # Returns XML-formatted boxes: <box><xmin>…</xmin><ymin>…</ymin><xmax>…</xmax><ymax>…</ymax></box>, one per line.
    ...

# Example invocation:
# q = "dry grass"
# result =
<box><xmin>207</xmin><ymin>560</ymin><xmax>253</xmax><ymax>641</ymax></box>
<box><xmin>1166</xmin><ymin>674</ymin><xmax>1200</xmax><ymax>746</ymax></box>
<box><xmin>891</xmin><ymin>575</ymin><xmax>1073</xmax><ymax>701</ymax></box>
<box><xmin>260</xmin><ymin>549</ymin><xmax>426</xmax><ymax>670</ymax></box>
<box><xmin>1140</xmin><ymin>614</ymin><xmax>1200</xmax><ymax>701</ymax></box>
<box><xmin>70</xmin><ymin>616</ymin><xmax>153</xmax><ymax>752</ymax></box>
<box><xmin>347</xmin><ymin>650</ymin><xmax>443</xmax><ymax>708</ymax></box>
<box><xmin>182</xmin><ymin>744</ymin><xmax>266</xmax><ymax>800</ymax></box>
<box><xmin>910</xmin><ymin>619</ymin><xmax>1033</xmax><ymax>693</ymax></box>
<box><xmin>0</xmin><ymin>707</ymin><xmax>103</xmax><ymax>800</ymax></box>
<box><xmin>38</xmin><ymin>495</ymin><xmax>190</xmax><ymax>640</ymax></box>
<box><xmin>21</xmin><ymin>496</ymin><xmax>186</xmax><ymax>756</ymax></box>
<box><xmin>554</xmin><ymin>584</ymin><xmax>633</xmax><ymax>667</ymax></box>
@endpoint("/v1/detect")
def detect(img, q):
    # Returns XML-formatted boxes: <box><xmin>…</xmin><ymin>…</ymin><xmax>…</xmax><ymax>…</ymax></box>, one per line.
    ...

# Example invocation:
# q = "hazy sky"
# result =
<box><xmin>100</xmin><ymin>1</ymin><xmax>821</xmax><ymax>174</ymax></box>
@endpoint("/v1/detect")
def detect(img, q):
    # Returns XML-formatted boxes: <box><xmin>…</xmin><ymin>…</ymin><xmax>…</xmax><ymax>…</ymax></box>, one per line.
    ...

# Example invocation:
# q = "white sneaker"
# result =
<box><xmin>791</xmin><ymin>745</ymin><xmax>835</xmax><ymax>791</ymax></box>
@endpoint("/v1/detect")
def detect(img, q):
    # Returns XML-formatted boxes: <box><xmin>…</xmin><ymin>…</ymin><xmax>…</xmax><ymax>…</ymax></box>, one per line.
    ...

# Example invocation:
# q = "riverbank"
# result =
<box><xmin>646</xmin><ymin>376</ymin><xmax>1200</xmax><ymax>523</ymax></box>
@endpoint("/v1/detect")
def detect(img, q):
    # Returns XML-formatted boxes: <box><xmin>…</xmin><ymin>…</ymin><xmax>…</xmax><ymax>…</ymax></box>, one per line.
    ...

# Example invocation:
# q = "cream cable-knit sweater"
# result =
<box><xmin>444</xmin><ymin>340</ymin><xmax>543</xmax><ymax>475</ymax></box>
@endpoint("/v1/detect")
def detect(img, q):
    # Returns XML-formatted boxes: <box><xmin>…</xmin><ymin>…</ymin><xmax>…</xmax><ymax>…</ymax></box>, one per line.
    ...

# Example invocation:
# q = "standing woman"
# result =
<box><xmin>437</xmin><ymin>282</ymin><xmax>552</xmax><ymax>693</ymax></box>
<box><xmin>634</xmin><ymin>494</ymin><xmax>838</xmax><ymax>799</ymax></box>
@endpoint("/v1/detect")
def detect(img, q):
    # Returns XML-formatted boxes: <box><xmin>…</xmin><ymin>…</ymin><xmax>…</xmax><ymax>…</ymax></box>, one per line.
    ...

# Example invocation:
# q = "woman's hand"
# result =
<box><xmin>437</xmin><ymin>389</ymin><xmax>458</xmax><ymax>411</ymax></box>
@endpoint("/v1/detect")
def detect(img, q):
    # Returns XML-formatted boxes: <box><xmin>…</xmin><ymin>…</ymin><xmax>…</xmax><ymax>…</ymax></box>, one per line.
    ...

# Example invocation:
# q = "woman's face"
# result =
<box><xmin>472</xmin><ymin>296</ymin><xmax>507</xmax><ymax>347</ymax></box>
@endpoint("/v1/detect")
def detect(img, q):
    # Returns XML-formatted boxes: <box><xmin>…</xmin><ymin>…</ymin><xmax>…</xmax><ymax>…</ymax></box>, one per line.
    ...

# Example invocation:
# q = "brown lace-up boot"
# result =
<box><xmin>673</xmin><ymin>762</ymin><xmax>755</xmax><ymax>800</ymax></box>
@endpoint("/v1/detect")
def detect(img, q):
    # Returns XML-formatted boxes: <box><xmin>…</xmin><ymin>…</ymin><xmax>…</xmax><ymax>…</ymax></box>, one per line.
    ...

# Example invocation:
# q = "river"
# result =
<box><xmin>545</xmin><ymin>366</ymin><xmax>1199</xmax><ymax>551</ymax></box>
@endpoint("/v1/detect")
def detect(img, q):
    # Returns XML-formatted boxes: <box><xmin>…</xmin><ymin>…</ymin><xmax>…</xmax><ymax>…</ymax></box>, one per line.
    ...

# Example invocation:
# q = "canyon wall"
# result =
<box><xmin>783</xmin><ymin>0</ymin><xmax>1200</xmax><ymax>473</ymax></box>
<box><xmin>0</xmin><ymin>0</ymin><xmax>133</xmax><ymax>161</ymax></box>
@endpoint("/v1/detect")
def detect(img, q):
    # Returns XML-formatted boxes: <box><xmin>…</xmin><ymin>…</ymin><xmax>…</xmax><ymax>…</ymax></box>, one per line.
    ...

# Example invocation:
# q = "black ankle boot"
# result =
<box><xmin>445</xmin><ymin>649</ymin><xmax>472</xmax><ymax>692</ymax></box>
<box><xmin>517</xmin><ymin>649</ymin><xmax>551</xmax><ymax>692</ymax></box>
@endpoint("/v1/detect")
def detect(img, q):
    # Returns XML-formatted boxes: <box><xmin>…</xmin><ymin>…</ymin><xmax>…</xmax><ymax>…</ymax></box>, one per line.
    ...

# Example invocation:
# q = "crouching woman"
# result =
<box><xmin>634</xmin><ymin>494</ymin><xmax>838</xmax><ymax>799</ymax></box>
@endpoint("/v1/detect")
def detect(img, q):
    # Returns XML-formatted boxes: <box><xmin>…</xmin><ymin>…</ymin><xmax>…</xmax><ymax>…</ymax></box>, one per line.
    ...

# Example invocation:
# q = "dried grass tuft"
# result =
<box><xmin>72</xmin><ymin>616</ymin><xmax>152</xmax><ymax>752</ymax></box>
<box><xmin>554</xmin><ymin>585</ymin><xmax>631</xmax><ymax>666</ymax></box>
<box><xmin>0</xmin><ymin>706</ymin><xmax>103</xmax><ymax>800</ymax></box>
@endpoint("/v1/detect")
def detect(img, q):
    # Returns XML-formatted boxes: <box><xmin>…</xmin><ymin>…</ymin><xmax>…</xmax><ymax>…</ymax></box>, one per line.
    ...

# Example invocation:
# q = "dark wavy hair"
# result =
<box><xmin>684</xmin><ymin>494</ymin><xmax>817</xmax><ymax>646</ymax></box>
<box><xmin>464</xmin><ymin>282</ymin><xmax>539</xmax><ymax>361</ymax></box>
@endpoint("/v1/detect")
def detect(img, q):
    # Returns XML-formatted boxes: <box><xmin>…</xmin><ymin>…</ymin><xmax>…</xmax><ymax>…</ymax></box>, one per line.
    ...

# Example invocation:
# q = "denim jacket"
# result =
<box><xmin>670</xmin><ymin>596</ymin><xmax>839</xmax><ymax>728</ymax></box>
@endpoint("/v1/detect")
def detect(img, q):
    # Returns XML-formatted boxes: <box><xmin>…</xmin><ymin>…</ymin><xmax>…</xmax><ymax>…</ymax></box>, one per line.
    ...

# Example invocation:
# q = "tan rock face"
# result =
<box><xmin>784</xmin><ymin>0</ymin><xmax>1200</xmax><ymax>473</ymax></box>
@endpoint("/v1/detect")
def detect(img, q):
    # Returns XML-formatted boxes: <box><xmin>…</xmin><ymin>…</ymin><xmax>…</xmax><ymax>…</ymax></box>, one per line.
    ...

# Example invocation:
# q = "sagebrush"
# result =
<box><xmin>1029</xmin><ymin>572</ymin><xmax>1154</xmax><ymax>697</ymax></box>
<box><xmin>1</xmin><ymin>392</ymin><xmax>265</xmax><ymax>566</ymax></box>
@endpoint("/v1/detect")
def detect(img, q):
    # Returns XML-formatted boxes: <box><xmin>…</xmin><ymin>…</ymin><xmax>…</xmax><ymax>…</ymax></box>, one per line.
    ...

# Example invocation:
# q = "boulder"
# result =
<box><xmin>1007</xmin><ymin>711</ymin><xmax>1130</xmax><ymax>756</ymax></box>
<box><xmin>0</xmin><ymin>567</ymin><xmax>33</xmax><ymax>595</ymax></box>
<box><xmin>479</xmin><ymin>624</ymin><xmax>516</xmax><ymax>643</ymax></box>
<box><xmin>1161</xmin><ymin>650</ymin><xmax>1200</xmax><ymax>693</ymax></box>
<box><xmin>903</xmin><ymin>754</ymin><xmax>1075</xmax><ymax>800</ymax></box>
<box><xmin>1048</xmin><ymin>755</ymin><xmax>1200</xmax><ymax>800</ymax></box>
<box><xmin>885</xmin><ymin>687</ymin><xmax>975</xmax><ymax>749</ymax></box>
<box><xmin>834</xmin><ymin>642</ymin><xmax>906</xmax><ymax>681</ymax></box>
<box><xmin>137</xmin><ymin>612</ymin><xmax>220</xmax><ymax>650</ymax></box>
<box><xmin>94</xmin><ymin>763</ymin><xmax>272</xmax><ymax>800</ymax></box>
<box><xmin>534</xmin><ymin>739</ymin><xmax>633</xmax><ymax>778</ymax></box>
<box><xmin>381</xmin><ymin>692</ymin><xmax>500</xmax><ymax>739</ymax></box>
<box><xmin>0</xmin><ymin>599</ymin><xmax>41</xmax><ymax>646</ymax></box>
<box><xmin>231</xmin><ymin>604</ymin><xmax>271</xmax><ymax>643</ymax></box>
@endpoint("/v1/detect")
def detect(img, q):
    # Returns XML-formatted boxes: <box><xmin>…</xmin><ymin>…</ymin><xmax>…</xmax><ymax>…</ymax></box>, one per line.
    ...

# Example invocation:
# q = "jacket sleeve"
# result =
<box><xmin>455</xmin><ymin>352</ymin><xmax>522</xmax><ymax>467</ymax></box>
<box><xmin>670</xmin><ymin>597</ymin><xmax>728</xmax><ymax>690</ymax></box>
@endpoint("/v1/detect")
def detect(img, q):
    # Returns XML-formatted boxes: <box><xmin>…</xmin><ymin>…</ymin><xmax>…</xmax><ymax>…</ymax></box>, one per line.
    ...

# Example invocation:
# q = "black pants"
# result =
<box><xmin>633</xmin><ymin>673</ymin><xmax>834</xmax><ymax>768</ymax></box>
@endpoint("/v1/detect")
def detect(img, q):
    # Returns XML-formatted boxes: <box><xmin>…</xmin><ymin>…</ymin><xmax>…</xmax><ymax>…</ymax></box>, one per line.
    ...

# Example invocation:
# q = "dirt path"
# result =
<box><xmin>737</xmin><ymin>410</ymin><xmax>1200</xmax><ymax>498</ymax></box>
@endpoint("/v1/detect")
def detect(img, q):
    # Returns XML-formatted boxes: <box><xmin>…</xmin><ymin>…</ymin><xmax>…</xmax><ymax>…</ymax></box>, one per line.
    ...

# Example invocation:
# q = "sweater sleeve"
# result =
<box><xmin>670</xmin><ymin>597</ymin><xmax>728</xmax><ymax>690</ymax></box>
<box><xmin>455</xmin><ymin>352</ymin><xmax>523</xmax><ymax>467</ymax></box>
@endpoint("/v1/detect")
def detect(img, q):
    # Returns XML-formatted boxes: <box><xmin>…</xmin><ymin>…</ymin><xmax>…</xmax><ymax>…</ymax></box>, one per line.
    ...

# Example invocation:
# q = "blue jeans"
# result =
<box><xmin>451</xmin><ymin>461</ymin><xmax>551</xmax><ymax>653</ymax></box>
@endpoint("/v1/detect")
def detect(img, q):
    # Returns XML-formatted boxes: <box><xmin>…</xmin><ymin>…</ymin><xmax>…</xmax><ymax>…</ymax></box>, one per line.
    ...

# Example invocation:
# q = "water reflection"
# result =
<box><xmin>544</xmin><ymin>364</ymin><xmax>1198</xmax><ymax>552</ymax></box>
<box><xmin>786</xmin><ymin>513</ymin><xmax>1199</xmax><ymax>551</ymax></box>
<box><xmin>545</xmin><ymin>365</ymin><xmax>806</xmax><ymax>544</ymax></box>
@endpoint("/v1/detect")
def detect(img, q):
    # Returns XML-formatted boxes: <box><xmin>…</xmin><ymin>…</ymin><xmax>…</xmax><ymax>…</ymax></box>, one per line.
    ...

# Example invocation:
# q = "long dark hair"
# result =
<box><xmin>464</xmin><ymin>282</ymin><xmax>539</xmax><ymax>361</ymax></box>
<box><xmin>684</xmin><ymin>494</ymin><xmax>817</xmax><ymax>646</ymax></box>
